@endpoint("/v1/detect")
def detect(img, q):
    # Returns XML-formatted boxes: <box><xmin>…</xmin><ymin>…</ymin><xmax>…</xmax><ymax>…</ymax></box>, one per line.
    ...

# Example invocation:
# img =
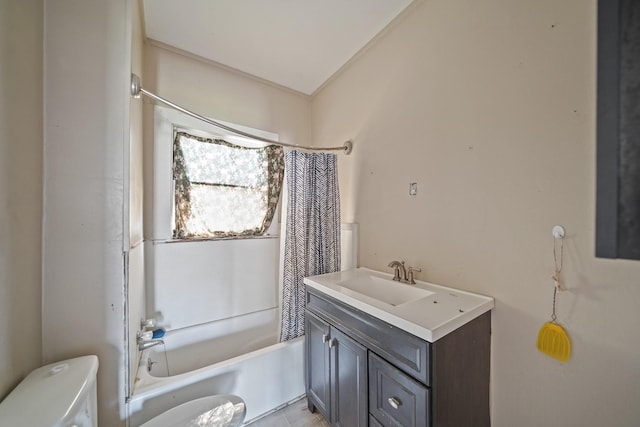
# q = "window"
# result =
<box><xmin>172</xmin><ymin>131</ymin><xmax>284</xmax><ymax>239</ymax></box>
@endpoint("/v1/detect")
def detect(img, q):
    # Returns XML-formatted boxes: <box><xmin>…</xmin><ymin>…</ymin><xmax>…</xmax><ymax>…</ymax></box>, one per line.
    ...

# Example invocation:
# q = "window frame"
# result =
<box><xmin>172</xmin><ymin>131</ymin><xmax>284</xmax><ymax>239</ymax></box>
<box><xmin>152</xmin><ymin>105</ymin><xmax>281</xmax><ymax>242</ymax></box>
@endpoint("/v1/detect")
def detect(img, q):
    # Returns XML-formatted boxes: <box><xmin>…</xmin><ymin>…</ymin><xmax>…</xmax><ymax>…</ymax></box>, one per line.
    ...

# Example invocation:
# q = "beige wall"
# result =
<box><xmin>128</xmin><ymin>0</ymin><xmax>146</xmax><ymax>398</ymax></box>
<box><xmin>43</xmin><ymin>0</ymin><xmax>131</xmax><ymax>425</ymax></box>
<box><xmin>0</xmin><ymin>0</ymin><xmax>43</xmax><ymax>399</ymax></box>
<box><xmin>130</xmin><ymin>0</ymin><xmax>144</xmax><ymax>247</ymax></box>
<box><xmin>312</xmin><ymin>0</ymin><xmax>640</xmax><ymax>426</ymax></box>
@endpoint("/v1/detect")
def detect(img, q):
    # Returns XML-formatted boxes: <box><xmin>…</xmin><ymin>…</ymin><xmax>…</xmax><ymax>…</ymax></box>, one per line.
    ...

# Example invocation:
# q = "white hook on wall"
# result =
<box><xmin>551</xmin><ymin>225</ymin><xmax>565</xmax><ymax>291</ymax></box>
<box><xmin>552</xmin><ymin>225</ymin><xmax>565</xmax><ymax>239</ymax></box>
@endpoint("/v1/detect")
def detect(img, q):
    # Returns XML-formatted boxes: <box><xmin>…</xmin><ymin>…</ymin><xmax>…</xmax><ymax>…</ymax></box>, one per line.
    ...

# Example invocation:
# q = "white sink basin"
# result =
<box><xmin>337</xmin><ymin>274</ymin><xmax>434</xmax><ymax>306</ymax></box>
<box><xmin>304</xmin><ymin>268</ymin><xmax>495</xmax><ymax>342</ymax></box>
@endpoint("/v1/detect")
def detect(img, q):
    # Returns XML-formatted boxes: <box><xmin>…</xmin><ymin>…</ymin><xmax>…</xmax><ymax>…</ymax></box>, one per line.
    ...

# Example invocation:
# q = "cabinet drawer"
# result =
<box><xmin>369</xmin><ymin>353</ymin><xmax>429</xmax><ymax>427</ymax></box>
<box><xmin>307</xmin><ymin>289</ymin><xmax>430</xmax><ymax>385</ymax></box>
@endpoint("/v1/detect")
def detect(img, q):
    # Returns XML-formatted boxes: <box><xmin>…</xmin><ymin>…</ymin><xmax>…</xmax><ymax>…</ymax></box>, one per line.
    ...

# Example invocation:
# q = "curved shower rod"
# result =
<box><xmin>130</xmin><ymin>74</ymin><xmax>353</xmax><ymax>155</ymax></box>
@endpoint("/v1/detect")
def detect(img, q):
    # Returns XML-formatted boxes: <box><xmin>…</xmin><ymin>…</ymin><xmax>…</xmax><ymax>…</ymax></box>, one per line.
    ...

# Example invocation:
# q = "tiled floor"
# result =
<box><xmin>246</xmin><ymin>397</ymin><xmax>329</xmax><ymax>427</ymax></box>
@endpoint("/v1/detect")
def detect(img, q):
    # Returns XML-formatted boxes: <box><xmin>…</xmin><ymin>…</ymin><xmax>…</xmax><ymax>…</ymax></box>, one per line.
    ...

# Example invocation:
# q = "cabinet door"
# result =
<box><xmin>306</xmin><ymin>311</ymin><xmax>331</xmax><ymax>421</ymax></box>
<box><xmin>331</xmin><ymin>327</ymin><xmax>368</xmax><ymax>427</ymax></box>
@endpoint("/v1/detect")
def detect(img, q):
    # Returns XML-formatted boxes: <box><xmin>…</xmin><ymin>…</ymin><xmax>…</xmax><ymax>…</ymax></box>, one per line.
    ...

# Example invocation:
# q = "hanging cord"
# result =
<box><xmin>551</xmin><ymin>286</ymin><xmax>559</xmax><ymax>323</ymax></box>
<box><xmin>553</xmin><ymin>235</ymin><xmax>564</xmax><ymax>275</ymax></box>
<box><xmin>551</xmin><ymin>232</ymin><xmax>564</xmax><ymax>323</ymax></box>
<box><xmin>163</xmin><ymin>342</ymin><xmax>171</xmax><ymax>377</ymax></box>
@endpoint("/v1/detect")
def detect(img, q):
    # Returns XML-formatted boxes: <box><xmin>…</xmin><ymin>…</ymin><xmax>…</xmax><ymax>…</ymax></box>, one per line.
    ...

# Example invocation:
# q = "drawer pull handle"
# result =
<box><xmin>328</xmin><ymin>338</ymin><xmax>336</xmax><ymax>348</ymax></box>
<box><xmin>388</xmin><ymin>397</ymin><xmax>401</xmax><ymax>409</ymax></box>
<box><xmin>322</xmin><ymin>333</ymin><xmax>329</xmax><ymax>343</ymax></box>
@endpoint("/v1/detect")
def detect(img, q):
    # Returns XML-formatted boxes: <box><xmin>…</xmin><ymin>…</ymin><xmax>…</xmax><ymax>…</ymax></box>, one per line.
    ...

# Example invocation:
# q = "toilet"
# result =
<box><xmin>140</xmin><ymin>394</ymin><xmax>246</xmax><ymax>427</ymax></box>
<box><xmin>0</xmin><ymin>354</ymin><xmax>244</xmax><ymax>427</ymax></box>
<box><xmin>0</xmin><ymin>355</ymin><xmax>99</xmax><ymax>427</ymax></box>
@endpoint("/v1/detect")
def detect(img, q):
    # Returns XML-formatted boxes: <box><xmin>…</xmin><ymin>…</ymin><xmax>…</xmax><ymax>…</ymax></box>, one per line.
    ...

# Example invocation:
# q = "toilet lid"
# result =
<box><xmin>141</xmin><ymin>395</ymin><xmax>246</xmax><ymax>427</ymax></box>
<box><xmin>0</xmin><ymin>355</ymin><xmax>98</xmax><ymax>427</ymax></box>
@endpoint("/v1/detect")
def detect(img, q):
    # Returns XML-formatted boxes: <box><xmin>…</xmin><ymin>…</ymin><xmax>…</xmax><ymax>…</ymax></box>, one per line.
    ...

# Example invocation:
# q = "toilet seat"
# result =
<box><xmin>140</xmin><ymin>394</ymin><xmax>246</xmax><ymax>427</ymax></box>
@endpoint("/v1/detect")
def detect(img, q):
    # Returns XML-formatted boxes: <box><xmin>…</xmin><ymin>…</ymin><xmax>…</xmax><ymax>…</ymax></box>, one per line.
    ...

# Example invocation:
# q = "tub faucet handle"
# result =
<box><xmin>137</xmin><ymin>330</ymin><xmax>153</xmax><ymax>343</ymax></box>
<box><xmin>141</xmin><ymin>318</ymin><xmax>156</xmax><ymax>330</ymax></box>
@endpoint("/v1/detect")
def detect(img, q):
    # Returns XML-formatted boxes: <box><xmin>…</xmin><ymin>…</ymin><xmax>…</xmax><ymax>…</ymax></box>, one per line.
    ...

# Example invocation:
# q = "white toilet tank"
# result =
<box><xmin>0</xmin><ymin>355</ymin><xmax>99</xmax><ymax>427</ymax></box>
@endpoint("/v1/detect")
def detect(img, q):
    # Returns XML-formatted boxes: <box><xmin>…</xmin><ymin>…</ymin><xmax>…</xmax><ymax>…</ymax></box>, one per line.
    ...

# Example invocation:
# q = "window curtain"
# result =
<box><xmin>280</xmin><ymin>151</ymin><xmax>341</xmax><ymax>341</ymax></box>
<box><xmin>173</xmin><ymin>131</ymin><xmax>284</xmax><ymax>239</ymax></box>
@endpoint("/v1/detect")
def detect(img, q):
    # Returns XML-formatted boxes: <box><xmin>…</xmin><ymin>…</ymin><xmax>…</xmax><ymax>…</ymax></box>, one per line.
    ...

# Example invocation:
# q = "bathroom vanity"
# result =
<box><xmin>304</xmin><ymin>268</ymin><xmax>494</xmax><ymax>427</ymax></box>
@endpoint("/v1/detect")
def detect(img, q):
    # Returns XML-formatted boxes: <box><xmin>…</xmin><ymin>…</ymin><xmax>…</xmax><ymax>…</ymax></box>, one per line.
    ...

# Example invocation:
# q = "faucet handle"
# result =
<box><xmin>140</xmin><ymin>318</ymin><xmax>156</xmax><ymax>330</ymax></box>
<box><xmin>407</xmin><ymin>267</ymin><xmax>422</xmax><ymax>284</ymax></box>
<box><xmin>137</xmin><ymin>330</ymin><xmax>153</xmax><ymax>343</ymax></box>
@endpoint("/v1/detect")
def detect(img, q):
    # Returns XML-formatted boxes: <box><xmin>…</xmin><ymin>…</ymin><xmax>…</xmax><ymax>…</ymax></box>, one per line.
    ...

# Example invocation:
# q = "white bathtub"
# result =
<box><xmin>128</xmin><ymin>308</ymin><xmax>305</xmax><ymax>426</ymax></box>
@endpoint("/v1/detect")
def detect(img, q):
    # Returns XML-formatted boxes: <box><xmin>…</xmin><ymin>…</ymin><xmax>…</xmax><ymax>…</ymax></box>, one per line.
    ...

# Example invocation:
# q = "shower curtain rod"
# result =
<box><xmin>130</xmin><ymin>74</ymin><xmax>353</xmax><ymax>155</ymax></box>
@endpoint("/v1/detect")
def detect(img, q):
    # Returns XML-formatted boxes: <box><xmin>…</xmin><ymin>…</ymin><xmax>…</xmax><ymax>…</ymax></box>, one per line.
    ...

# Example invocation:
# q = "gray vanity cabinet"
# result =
<box><xmin>305</xmin><ymin>287</ymin><xmax>491</xmax><ymax>427</ymax></box>
<box><xmin>306</xmin><ymin>311</ymin><xmax>332</xmax><ymax>420</ymax></box>
<box><xmin>306</xmin><ymin>311</ymin><xmax>368</xmax><ymax>427</ymax></box>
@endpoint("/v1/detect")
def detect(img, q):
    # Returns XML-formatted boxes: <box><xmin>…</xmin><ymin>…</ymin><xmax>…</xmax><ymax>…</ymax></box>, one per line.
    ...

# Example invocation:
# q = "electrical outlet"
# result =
<box><xmin>409</xmin><ymin>182</ymin><xmax>417</xmax><ymax>196</ymax></box>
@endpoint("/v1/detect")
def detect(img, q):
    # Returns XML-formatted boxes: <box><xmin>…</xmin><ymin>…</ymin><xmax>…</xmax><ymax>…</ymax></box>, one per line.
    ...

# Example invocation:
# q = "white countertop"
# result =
<box><xmin>304</xmin><ymin>268</ymin><xmax>494</xmax><ymax>342</ymax></box>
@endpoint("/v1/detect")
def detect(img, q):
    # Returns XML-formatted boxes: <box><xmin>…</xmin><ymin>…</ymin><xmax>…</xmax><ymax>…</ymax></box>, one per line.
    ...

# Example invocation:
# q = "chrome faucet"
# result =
<box><xmin>138</xmin><ymin>339</ymin><xmax>164</xmax><ymax>351</ymax></box>
<box><xmin>388</xmin><ymin>260</ymin><xmax>422</xmax><ymax>284</ymax></box>
<box><xmin>137</xmin><ymin>330</ymin><xmax>164</xmax><ymax>351</ymax></box>
<box><xmin>388</xmin><ymin>260</ymin><xmax>406</xmax><ymax>281</ymax></box>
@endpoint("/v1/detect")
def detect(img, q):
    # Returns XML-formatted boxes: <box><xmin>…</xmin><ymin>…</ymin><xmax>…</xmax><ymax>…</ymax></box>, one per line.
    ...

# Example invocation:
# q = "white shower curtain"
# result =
<box><xmin>279</xmin><ymin>151</ymin><xmax>341</xmax><ymax>342</ymax></box>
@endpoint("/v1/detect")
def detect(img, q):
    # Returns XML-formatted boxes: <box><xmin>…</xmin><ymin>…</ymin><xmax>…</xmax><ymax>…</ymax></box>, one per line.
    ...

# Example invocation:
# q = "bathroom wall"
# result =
<box><xmin>148</xmin><ymin>239</ymin><xmax>280</xmax><ymax>330</ymax></box>
<box><xmin>43</xmin><ymin>0</ymin><xmax>133</xmax><ymax>425</ymax></box>
<box><xmin>141</xmin><ymin>44</ymin><xmax>311</xmax><ymax>329</ymax></box>
<box><xmin>311</xmin><ymin>0</ymin><xmax>640</xmax><ymax>426</ymax></box>
<box><xmin>0</xmin><ymin>0</ymin><xmax>43</xmax><ymax>400</ymax></box>
<box><xmin>128</xmin><ymin>0</ymin><xmax>146</xmax><ymax>398</ymax></box>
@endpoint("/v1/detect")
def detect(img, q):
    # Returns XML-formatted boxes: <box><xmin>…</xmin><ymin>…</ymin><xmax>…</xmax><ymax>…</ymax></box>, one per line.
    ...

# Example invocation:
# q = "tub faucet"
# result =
<box><xmin>388</xmin><ymin>260</ymin><xmax>406</xmax><ymax>282</ymax></box>
<box><xmin>137</xmin><ymin>330</ymin><xmax>164</xmax><ymax>351</ymax></box>
<box><xmin>138</xmin><ymin>339</ymin><xmax>164</xmax><ymax>351</ymax></box>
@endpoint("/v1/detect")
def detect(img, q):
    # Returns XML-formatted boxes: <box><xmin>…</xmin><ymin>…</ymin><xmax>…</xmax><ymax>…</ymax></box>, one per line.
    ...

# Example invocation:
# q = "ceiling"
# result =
<box><xmin>142</xmin><ymin>0</ymin><xmax>414</xmax><ymax>95</ymax></box>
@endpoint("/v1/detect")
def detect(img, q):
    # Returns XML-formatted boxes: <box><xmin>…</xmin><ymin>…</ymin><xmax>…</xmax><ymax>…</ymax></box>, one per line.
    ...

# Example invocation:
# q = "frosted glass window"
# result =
<box><xmin>173</xmin><ymin>132</ymin><xmax>284</xmax><ymax>239</ymax></box>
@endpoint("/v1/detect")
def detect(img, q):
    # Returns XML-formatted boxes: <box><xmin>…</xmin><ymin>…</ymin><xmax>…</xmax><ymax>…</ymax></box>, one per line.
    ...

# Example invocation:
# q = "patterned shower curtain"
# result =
<box><xmin>280</xmin><ymin>151</ymin><xmax>341</xmax><ymax>341</ymax></box>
